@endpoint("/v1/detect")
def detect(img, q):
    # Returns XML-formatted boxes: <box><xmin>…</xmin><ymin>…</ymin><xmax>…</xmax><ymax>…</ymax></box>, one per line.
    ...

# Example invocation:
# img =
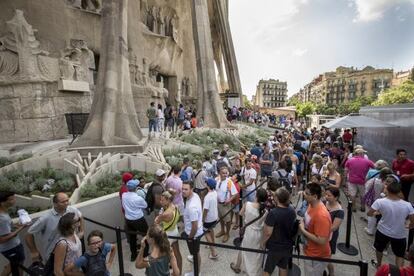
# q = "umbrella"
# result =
<box><xmin>321</xmin><ymin>113</ymin><xmax>398</xmax><ymax>129</ymax></box>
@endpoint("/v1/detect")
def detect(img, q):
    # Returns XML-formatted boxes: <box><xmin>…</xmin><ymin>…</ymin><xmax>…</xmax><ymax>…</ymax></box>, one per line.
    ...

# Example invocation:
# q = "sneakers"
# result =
<box><xmin>184</xmin><ymin>272</ymin><xmax>194</xmax><ymax>276</ymax></box>
<box><xmin>364</xmin><ymin>227</ymin><xmax>374</xmax><ymax>236</ymax></box>
<box><xmin>187</xmin><ymin>255</ymin><xmax>193</xmax><ymax>263</ymax></box>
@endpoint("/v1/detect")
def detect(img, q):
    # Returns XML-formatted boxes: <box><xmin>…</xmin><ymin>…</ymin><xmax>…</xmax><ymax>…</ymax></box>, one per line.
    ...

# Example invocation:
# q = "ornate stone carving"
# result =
<box><xmin>59</xmin><ymin>39</ymin><xmax>95</xmax><ymax>85</ymax></box>
<box><xmin>66</xmin><ymin>0</ymin><xmax>101</xmax><ymax>13</ymax></box>
<box><xmin>0</xmin><ymin>10</ymin><xmax>59</xmax><ymax>83</ymax></box>
<box><xmin>141</xmin><ymin>5</ymin><xmax>178</xmax><ymax>41</ymax></box>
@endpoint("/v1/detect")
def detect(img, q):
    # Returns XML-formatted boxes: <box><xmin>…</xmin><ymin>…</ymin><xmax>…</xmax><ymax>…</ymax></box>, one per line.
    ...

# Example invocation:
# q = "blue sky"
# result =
<box><xmin>228</xmin><ymin>0</ymin><xmax>414</xmax><ymax>99</ymax></box>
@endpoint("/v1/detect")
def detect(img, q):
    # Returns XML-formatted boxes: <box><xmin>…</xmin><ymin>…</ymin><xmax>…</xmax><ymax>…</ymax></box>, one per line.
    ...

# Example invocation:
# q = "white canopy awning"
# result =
<box><xmin>321</xmin><ymin>114</ymin><xmax>398</xmax><ymax>129</ymax></box>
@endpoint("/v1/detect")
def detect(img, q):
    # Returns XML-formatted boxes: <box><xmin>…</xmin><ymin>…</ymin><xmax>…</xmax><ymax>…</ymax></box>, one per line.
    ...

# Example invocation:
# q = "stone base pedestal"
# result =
<box><xmin>68</xmin><ymin>141</ymin><xmax>148</xmax><ymax>156</ymax></box>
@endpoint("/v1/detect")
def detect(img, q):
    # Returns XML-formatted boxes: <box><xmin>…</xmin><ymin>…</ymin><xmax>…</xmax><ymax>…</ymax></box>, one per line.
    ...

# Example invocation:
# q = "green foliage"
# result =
<box><xmin>242</xmin><ymin>95</ymin><xmax>252</xmax><ymax>109</ymax></box>
<box><xmin>287</xmin><ymin>95</ymin><xmax>300</xmax><ymax>106</ymax></box>
<box><xmin>296</xmin><ymin>102</ymin><xmax>315</xmax><ymax>117</ymax></box>
<box><xmin>0</xmin><ymin>169</ymin><xmax>75</xmax><ymax>197</ymax></box>
<box><xmin>0</xmin><ymin>154</ymin><xmax>33</xmax><ymax>169</ymax></box>
<box><xmin>372</xmin><ymin>80</ymin><xmax>414</xmax><ymax>106</ymax></box>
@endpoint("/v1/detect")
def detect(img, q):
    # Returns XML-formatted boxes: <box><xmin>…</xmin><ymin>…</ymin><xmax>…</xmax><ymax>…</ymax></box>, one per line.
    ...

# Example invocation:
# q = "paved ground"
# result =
<box><xmin>108</xmin><ymin>192</ymin><xmax>401</xmax><ymax>276</ymax></box>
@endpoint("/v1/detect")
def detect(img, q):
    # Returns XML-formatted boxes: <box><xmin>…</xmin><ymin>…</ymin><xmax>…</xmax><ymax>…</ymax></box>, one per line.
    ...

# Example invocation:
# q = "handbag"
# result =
<box><xmin>233</xmin><ymin>208</ymin><xmax>266</xmax><ymax>247</ymax></box>
<box><xmin>43</xmin><ymin>239</ymin><xmax>69</xmax><ymax>276</ymax></box>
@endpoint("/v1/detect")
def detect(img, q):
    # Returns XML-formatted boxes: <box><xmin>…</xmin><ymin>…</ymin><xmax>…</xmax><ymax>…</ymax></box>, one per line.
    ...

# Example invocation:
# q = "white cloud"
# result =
<box><xmin>352</xmin><ymin>0</ymin><xmax>414</xmax><ymax>22</ymax></box>
<box><xmin>292</xmin><ymin>48</ymin><xmax>308</xmax><ymax>57</ymax></box>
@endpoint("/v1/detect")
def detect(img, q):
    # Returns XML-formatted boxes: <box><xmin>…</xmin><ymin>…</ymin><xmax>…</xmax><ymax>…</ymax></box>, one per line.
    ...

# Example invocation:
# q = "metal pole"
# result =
<box><xmin>359</xmin><ymin>260</ymin><xmax>369</xmax><ymax>276</ymax></box>
<box><xmin>193</xmin><ymin>239</ymin><xmax>200</xmax><ymax>276</ymax></box>
<box><xmin>239</xmin><ymin>190</ymin><xmax>243</xmax><ymax>228</ymax></box>
<box><xmin>115</xmin><ymin>227</ymin><xmax>125</xmax><ymax>276</ymax></box>
<box><xmin>337</xmin><ymin>201</ymin><xmax>359</xmax><ymax>256</ymax></box>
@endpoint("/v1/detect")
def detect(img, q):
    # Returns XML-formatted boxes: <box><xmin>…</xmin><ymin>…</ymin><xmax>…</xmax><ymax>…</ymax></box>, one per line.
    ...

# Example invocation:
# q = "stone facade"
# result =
<box><xmin>392</xmin><ymin>68</ymin><xmax>414</xmax><ymax>87</ymax></box>
<box><xmin>294</xmin><ymin>66</ymin><xmax>393</xmax><ymax>105</ymax></box>
<box><xmin>0</xmin><ymin>0</ymin><xmax>242</xmax><ymax>143</ymax></box>
<box><xmin>254</xmin><ymin>79</ymin><xmax>288</xmax><ymax>108</ymax></box>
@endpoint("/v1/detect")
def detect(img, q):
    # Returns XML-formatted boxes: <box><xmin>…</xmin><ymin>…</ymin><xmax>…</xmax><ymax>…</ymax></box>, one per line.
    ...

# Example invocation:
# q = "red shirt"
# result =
<box><xmin>376</xmin><ymin>264</ymin><xmax>414</xmax><ymax>276</ymax></box>
<box><xmin>119</xmin><ymin>185</ymin><xmax>128</xmax><ymax>213</ymax></box>
<box><xmin>342</xmin><ymin>132</ymin><xmax>352</xmax><ymax>143</ymax></box>
<box><xmin>392</xmin><ymin>158</ymin><xmax>414</xmax><ymax>181</ymax></box>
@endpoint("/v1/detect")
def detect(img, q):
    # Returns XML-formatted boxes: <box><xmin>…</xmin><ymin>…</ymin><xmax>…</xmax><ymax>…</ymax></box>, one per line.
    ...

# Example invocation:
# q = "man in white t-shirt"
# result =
<box><xmin>182</xmin><ymin>181</ymin><xmax>203</xmax><ymax>272</ymax></box>
<box><xmin>215</xmin><ymin>167</ymin><xmax>238</xmax><ymax>243</ymax></box>
<box><xmin>368</xmin><ymin>176</ymin><xmax>414</xmax><ymax>268</ymax></box>
<box><xmin>240</xmin><ymin>159</ymin><xmax>257</xmax><ymax>202</ymax></box>
<box><xmin>203</xmin><ymin>178</ymin><xmax>219</xmax><ymax>259</ymax></box>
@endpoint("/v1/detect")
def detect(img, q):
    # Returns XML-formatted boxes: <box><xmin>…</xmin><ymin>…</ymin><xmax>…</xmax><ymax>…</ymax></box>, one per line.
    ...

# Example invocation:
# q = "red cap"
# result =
<box><xmin>122</xmin><ymin>172</ymin><xmax>133</xmax><ymax>184</ymax></box>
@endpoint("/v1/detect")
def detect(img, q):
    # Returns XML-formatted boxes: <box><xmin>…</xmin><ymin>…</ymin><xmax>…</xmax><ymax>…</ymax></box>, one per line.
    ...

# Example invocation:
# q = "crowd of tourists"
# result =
<box><xmin>1</xmin><ymin>125</ymin><xmax>414</xmax><ymax>276</ymax></box>
<box><xmin>145</xmin><ymin>102</ymin><xmax>296</xmax><ymax>138</ymax></box>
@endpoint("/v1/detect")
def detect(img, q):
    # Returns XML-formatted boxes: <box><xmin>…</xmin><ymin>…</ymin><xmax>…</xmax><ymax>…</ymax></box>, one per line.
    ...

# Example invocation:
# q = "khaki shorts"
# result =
<box><xmin>347</xmin><ymin>182</ymin><xmax>365</xmax><ymax>198</ymax></box>
<box><xmin>304</xmin><ymin>260</ymin><xmax>328</xmax><ymax>276</ymax></box>
<box><xmin>218</xmin><ymin>203</ymin><xmax>232</xmax><ymax>223</ymax></box>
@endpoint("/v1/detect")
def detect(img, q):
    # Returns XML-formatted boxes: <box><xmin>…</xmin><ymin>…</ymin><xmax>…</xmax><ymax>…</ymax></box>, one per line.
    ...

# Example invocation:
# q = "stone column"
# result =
<box><xmin>213</xmin><ymin>0</ymin><xmax>243</xmax><ymax>106</ymax></box>
<box><xmin>191</xmin><ymin>0</ymin><xmax>230</xmax><ymax>128</ymax></box>
<box><xmin>72</xmin><ymin>0</ymin><xmax>143</xmax><ymax>147</ymax></box>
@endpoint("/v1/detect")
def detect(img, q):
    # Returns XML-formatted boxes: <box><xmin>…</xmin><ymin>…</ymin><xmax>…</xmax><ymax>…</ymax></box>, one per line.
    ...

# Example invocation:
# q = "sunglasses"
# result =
<box><xmin>88</xmin><ymin>240</ymin><xmax>103</xmax><ymax>246</ymax></box>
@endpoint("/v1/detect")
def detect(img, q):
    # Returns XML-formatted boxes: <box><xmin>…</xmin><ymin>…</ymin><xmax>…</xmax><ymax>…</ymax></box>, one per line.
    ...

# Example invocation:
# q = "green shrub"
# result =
<box><xmin>0</xmin><ymin>157</ymin><xmax>12</xmax><ymax>168</ymax></box>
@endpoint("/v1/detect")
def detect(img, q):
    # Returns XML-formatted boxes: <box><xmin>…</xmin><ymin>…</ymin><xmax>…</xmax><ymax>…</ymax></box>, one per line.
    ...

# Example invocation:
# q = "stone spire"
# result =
<box><xmin>73</xmin><ymin>0</ymin><xmax>143</xmax><ymax>147</ymax></box>
<box><xmin>191</xmin><ymin>0</ymin><xmax>230</xmax><ymax>128</ymax></box>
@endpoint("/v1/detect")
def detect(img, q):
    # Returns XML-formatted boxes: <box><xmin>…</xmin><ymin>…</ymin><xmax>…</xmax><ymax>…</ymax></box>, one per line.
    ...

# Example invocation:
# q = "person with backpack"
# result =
<box><xmin>363</xmin><ymin>167</ymin><xmax>392</xmax><ymax>235</ymax></box>
<box><xmin>262</xmin><ymin>187</ymin><xmax>297</xmax><ymax>276</ymax></box>
<box><xmin>271</xmin><ymin>160</ymin><xmax>293</xmax><ymax>193</ymax></box>
<box><xmin>215</xmin><ymin>167</ymin><xmax>239</xmax><ymax>243</ymax></box>
<box><xmin>164</xmin><ymin>103</ymin><xmax>174</xmax><ymax>132</ymax></box>
<box><xmin>376</xmin><ymin>243</ymin><xmax>414</xmax><ymax>276</ymax></box>
<box><xmin>65</xmin><ymin>230</ymin><xmax>116</xmax><ymax>276</ymax></box>
<box><xmin>146</xmin><ymin>169</ymin><xmax>166</xmax><ymax>214</ymax></box>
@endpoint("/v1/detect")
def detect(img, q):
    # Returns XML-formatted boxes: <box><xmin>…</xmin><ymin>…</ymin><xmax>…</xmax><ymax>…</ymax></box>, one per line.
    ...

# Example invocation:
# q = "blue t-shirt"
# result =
<box><xmin>75</xmin><ymin>242</ymin><xmax>112</xmax><ymax>276</ymax></box>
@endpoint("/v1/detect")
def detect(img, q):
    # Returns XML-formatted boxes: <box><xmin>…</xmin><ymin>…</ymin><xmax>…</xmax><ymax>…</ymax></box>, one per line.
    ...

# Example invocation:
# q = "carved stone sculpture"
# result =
<box><xmin>60</xmin><ymin>39</ymin><xmax>95</xmax><ymax>85</ymax></box>
<box><xmin>72</xmin><ymin>0</ymin><xmax>143</xmax><ymax>147</ymax></box>
<box><xmin>67</xmin><ymin>0</ymin><xmax>101</xmax><ymax>12</ymax></box>
<box><xmin>170</xmin><ymin>14</ymin><xmax>178</xmax><ymax>42</ymax></box>
<box><xmin>0</xmin><ymin>10</ymin><xmax>58</xmax><ymax>83</ymax></box>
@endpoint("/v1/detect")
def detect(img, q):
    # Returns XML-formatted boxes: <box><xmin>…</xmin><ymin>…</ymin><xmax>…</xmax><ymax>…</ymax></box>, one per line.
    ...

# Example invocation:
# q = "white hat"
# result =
<box><xmin>155</xmin><ymin>169</ymin><xmax>166</xmax><ymax>177</ymax></box>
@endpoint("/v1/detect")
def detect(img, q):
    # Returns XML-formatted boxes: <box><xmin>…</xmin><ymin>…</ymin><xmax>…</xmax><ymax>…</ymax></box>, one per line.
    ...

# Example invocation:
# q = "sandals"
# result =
<box><xmin>230</xmin><ymin>262</ymin><xmax>241</xmax><ymax>274</ymax></box>
<box><xmin>209</xmin><ymin>253</ymin><xmax>218</xmax><ymax>260</ymax></box>
<box><xmin>232</xmin><ymin>224</ymin><xmax>239</xmax><ymax>230</ymax></box>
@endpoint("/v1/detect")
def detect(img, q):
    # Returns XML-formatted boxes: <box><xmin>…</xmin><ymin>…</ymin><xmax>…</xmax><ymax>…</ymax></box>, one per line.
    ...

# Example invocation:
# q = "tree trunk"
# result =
<box><xmin>72</xmin><ymin>0</ymin><xmax>143</xmax><ymax>147</ymax></box>
<box><xmin>191</xmin><ymin>0</ymin><xmax>231</xmax><ymax>128</ymax></box>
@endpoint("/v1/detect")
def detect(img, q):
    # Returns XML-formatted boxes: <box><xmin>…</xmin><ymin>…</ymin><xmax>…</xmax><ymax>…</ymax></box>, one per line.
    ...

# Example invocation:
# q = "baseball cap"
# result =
<box><xmin>205</xmin><ymin>178</ymin><xmax>217</xmax><ymax>189</ymax></box>
<box><xmin>127</xmin><ymin>179</ymin><xmax>140</xmax><ymax>190</ymax></box>
<box><xmin>212</xmin><ymin>149</ymin><xmax>220</xmax><ymax>155</ymax></box>
<box><xmin>155</xmin><ymin>169</ymin><xmax>166</xmax><ymax>177</ymax></box>
<box><xmin>122</xmin><ymin>172</ymin><xmax>133</xmax><ymax>184</ymax></box>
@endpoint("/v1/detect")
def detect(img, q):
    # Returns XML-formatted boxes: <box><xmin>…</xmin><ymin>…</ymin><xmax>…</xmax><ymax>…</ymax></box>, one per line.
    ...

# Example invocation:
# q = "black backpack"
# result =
<box><xmin>146</xmin><ymin>182</ymin><xmax>165</xmax><ymax>212</ymax></box>
<box><xmin>81</xmin><ymin>250</ymin><xmax>107</xmax><ymax>276</ymax></box>
<box><xmin>277</xmin><ymin>171</ymin><xmax>292</xmax><ymax>192</ymax></box>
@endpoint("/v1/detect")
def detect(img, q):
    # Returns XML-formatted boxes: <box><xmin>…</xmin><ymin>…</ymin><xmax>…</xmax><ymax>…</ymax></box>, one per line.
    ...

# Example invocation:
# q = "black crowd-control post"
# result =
<box><xmin>359</xmin><ymin>260</ymin><xmax>369</xmax><ymax>276</ymax></box>
<box><xmin>115</xmin><ymin>227</ymin><xmax>131</xmax><ymax>276</ymax></box>
<box><xmin>239</xmin><ymin>190</ymin><xmax>243</xmax><ymax>228</ymax></box>
<box><xmin>337</xmin><ymin>201</ymin><xmax>359</xmax><ymax>256</ymax></box>
<box><xmin>193</xmin><ymin>239</ymin><xmax>200</xmax><ymax>276</ymax></box>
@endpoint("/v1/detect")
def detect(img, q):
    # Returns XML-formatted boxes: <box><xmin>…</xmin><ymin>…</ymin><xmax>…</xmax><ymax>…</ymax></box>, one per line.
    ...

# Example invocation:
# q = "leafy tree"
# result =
<box><xmin>296</xmin><ymin>102</ymin><xmax>315</xmax><ymax>118</ymax></box>
<box><xmin>287</xmin><ymin>95</ymin><xmax>300</xmax><ymax>106</ymax></box>
<box><xmin>242</xmin><ymin>95</ymin><xmax>252</xmax><ymax>109</ymax></box>
<box><xmin>372</xmin><ymin>80</ymin><xmax>414</xmax><ymax>106</ymax></box>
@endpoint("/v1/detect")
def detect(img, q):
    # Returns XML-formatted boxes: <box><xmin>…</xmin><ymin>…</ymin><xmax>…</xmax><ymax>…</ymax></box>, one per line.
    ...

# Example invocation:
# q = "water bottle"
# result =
<box><xmin>159</xmin><ymin>207</ymin><xmax>164</xmax><ymax>215</ymax></box>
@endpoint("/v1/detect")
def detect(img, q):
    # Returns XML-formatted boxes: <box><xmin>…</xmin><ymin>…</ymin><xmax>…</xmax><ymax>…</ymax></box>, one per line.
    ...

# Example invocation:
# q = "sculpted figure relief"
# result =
<box><xmin>67</xmin><ymin>0</ymin><xmax>101</xmax><ymax>12</ymax></box>
<box><xmin>59</xmin><ymin>39</ymin><xmax>95</xmax><ymax>85</ymax></box>
<box><xmin>141</xmin><ymin>5</ymin><xmax>178</xmax><ymax>41</ymax></box>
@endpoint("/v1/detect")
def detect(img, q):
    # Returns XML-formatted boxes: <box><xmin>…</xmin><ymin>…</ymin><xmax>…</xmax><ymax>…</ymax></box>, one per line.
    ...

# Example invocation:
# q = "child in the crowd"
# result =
<box><xmin>65</xmin><ymin>230</ymin><xmax>116</xmax><ymax>276</ymax></box>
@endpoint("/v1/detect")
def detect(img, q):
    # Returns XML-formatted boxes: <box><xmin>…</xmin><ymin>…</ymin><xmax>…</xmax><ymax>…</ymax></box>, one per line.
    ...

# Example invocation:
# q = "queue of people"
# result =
<box><xmin>1</xmin><ymin>123</ymin><xmax>414</xmax><ymax>276</ymax></box>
